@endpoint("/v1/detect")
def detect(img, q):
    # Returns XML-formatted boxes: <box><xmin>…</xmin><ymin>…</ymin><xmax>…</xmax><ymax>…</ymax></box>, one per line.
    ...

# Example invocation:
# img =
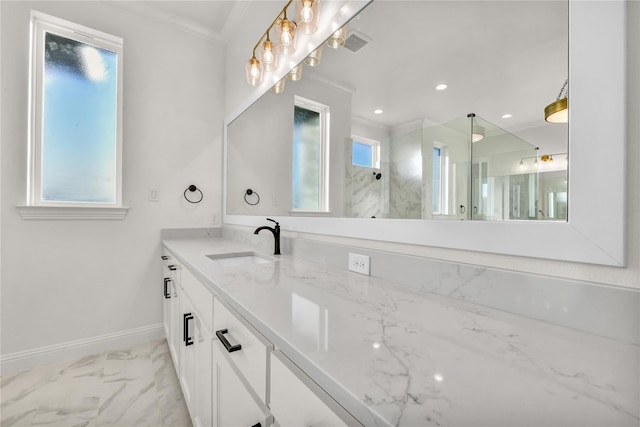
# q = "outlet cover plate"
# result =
<box><xmin>348</xmin><ymin>253</ymin><xmax>370</xmax><ymax>275</ymax></box>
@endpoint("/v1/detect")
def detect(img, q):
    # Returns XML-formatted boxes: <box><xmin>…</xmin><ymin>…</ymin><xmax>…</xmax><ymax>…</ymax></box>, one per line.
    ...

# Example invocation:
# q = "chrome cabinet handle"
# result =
<box><xmin>215</xmin><ymin>329</ymin><xmax>241</xmax><ymax>353</ymax></box>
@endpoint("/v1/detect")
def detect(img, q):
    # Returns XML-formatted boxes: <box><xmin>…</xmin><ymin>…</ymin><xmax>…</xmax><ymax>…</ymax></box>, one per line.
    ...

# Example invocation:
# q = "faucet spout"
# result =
<box><xmin>254</xmin><ymin>218</ymin><xmax>281</xmax><ymax>255</ymax></box>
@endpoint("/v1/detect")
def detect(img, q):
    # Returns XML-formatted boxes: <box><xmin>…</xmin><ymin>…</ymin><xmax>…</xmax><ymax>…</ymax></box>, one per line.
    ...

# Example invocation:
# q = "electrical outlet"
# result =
<box><xmin>348</xmin><ymin>253</ymin><xmax>370</xmax><ymax>275</ymax></box>
<box><xmin>210</xmin><ymin>214</ymin><xmax>219</xmax><ymax>225</ymax></box>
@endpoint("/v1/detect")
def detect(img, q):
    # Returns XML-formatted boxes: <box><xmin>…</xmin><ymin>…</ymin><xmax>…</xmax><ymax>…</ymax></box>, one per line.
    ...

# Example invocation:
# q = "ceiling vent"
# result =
<box><xmin>344</xmin><ymin>30</ymin><xmax>370</xmax><ymax>53</ymax></box>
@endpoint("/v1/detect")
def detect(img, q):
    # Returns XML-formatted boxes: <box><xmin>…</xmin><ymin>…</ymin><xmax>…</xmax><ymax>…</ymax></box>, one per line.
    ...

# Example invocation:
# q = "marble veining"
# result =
<box><xmin>164</xmin><ymin>236</ymin><xmax>640</xmax><ymax>427</ymax></box>
<box><xmin>0</xmin><ymin>340</ymin><xmax>191</xmax><ymax>427</ymax></box>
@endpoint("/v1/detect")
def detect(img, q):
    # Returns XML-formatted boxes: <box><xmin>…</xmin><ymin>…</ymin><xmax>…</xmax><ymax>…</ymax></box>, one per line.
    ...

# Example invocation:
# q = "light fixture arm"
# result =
<box><xmin>556</xmin><ymin>78</ymin><xmax>568</xmax><ymax>100</ymax></box>
<box><xmin>252</xmin><ymin>0</ymin><xmax>294</xmax><ymax>55</ymax></box>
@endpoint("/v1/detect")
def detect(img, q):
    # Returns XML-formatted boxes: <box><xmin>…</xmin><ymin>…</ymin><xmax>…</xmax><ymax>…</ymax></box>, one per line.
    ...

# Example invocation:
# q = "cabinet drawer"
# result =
<box><xmin>213</xmin><ymin>297</ymin><xmax>273</xmax><ymax>404</ymax></box>
<box><xmin>181</xmin><ymin>267</ymin><xmax>213</xmax><ymax>332</ymax></box>
<box><xmin>270</xmin><ymin>350</ymin><xmax>362</xmax><ymax>427</ymax></box>
<box><xmin>162</xmin><ymin>249</ymin><xmax>181</xmax><ymax>283</ymax></box>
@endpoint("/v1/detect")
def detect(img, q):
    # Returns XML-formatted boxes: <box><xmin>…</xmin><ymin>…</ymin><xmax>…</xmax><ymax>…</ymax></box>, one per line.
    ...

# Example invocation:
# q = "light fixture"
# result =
<box><xmin>287</xmin><ymin>63</ymin><xmax>303</xmax><ymax>81</ymax></box>
<box><xmin>247</xmin><ymin>0</ymin><xmax>316</xmax><ymax>87</ymax></box>
<box><xmin>271</xmin><ymin>78</ymin><xmax>286</xmax><ymax>94</ymax></box>
<box><xmin>260</xmin><ymin>33</ymin><xmax>278</xmax><ymax>73</ymax></box>
<box><xmin>502</xmin><ymin>113</ymin><xmax>512</xmax><ymax>119</ymax></box>
<box><xmin>297</xmin><ymin>0</ymin><xmax>320</xmax><ymax>35</ymax></box>
<box><xmin>468</xmin><ymin>113</ymin><xmax>484</xmax><ymax>142</ymax></box>
<box><xmin>545</xmin><ymin>79</ymin><xmax>568</xmax><ymax>123</ymax></box>
<box><xmin>326</xmin><ymin>25</ymin><xmax>348</xmax><ymax>49</ymax></box>
<box><xmin>245</xmin><ymin>55</ymin><xmax>262</xmax><ymax>87</ymax></box>
<box><xmin>303</xmin><ymin>46</ymin><xmax>323</xmax><ymax>66</ymax></box>
<box><xmin>435</xmin><ymin>83</ymin><xmax>448</xmax><ymax>91</ymax></box>
<box><xmin>519</xmin><ymin>152</ymin><xmax>567</xmax><ymax>170</ymax></box>
<box><xmin>374</xmin><ymin>109</ymin><xmax>383</xmax><ymax>114</ymax></box>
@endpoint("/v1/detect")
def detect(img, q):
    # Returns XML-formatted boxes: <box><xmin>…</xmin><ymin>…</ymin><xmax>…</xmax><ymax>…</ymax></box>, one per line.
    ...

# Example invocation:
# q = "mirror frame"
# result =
<box><xmin>224</xmin><ymin>0</ymin><xmax>626</xmax><ymax>267</ymax></box>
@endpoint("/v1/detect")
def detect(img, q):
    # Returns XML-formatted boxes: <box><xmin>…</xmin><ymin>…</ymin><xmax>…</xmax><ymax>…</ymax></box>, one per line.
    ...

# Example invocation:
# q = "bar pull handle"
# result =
<box><xmin>161</xmin><ymin>255</ymin><xmax>169</xmax><ymax>260</ymax></box>
<box><xmin>215</xmin><ymin>329</ymin><xmax>241</xmax><ymax>353</ymax></box>
<box><xmin>163</xmin><ymin>278</ymin><xmax>171</xmax><ymax>299</ymax></box>
<box><xmin>168</xmin><ymin>265</ymin><xmax>178</xmax><ymax>271</ymax></box>
<box><xmin>183</xmin><ymin>313</ymin><xmax>194</xmax><ymax>346</ymax></box>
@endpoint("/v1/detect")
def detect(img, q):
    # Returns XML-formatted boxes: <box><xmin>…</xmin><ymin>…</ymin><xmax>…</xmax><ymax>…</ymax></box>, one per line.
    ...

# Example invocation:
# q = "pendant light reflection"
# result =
<box><xmin>271</xmin><ymin>78</ymin><xmax>286</xmax><ymax>94</ymax></box>
<box><xmin>304</xmin><ymin>46</ymin><xmax>323</xmax><ymax>66</ymax></box>
<box><xmin>545</xmin><ymin>79</ymin><xmax>568</xmax><ymax>123</ymax></box>
<box><xmin>287</xmin><ymin>63</ymin><xmax>303</xmax><ymax>81</ymax></box>
<box><xmin>327</xmin><ymin>25</ymin><xmax>348</xmax><ymax>48</ymax></box>
<box><xmin>472</xmin><ymin>124</ymin><xmax>485</xmax><ymax>143</ymax></box>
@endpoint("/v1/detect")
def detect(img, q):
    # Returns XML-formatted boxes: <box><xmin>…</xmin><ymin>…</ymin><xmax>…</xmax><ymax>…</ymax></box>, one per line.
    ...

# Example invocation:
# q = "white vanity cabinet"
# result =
<box><xmin>270</xmin><ymin>350</ymin><xmax>362</xmax><ymax>427</ymax></box>
<box><xmin>162</xmin><ymin>244</ymin><xmax>360</xmax><ymax>427</ymax></box>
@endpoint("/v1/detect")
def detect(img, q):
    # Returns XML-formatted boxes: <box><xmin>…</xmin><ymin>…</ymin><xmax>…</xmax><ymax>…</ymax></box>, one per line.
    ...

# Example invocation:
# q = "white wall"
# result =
<box><xmin>0</xmin><ymin>1</ymin><xmax>224</xmax><ymax>356</ymax></box>
<box><xmin>224</xmin><ymin>2</ymin><xmax>639</xmax><ymax>289</ymax></box>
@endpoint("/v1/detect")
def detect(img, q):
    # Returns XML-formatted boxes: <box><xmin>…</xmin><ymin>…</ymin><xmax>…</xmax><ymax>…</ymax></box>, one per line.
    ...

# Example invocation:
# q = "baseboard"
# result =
<box><xmin>0</xmin><ymin>323</ymin><xmax>164</xmax><ymax>376</ymax></box>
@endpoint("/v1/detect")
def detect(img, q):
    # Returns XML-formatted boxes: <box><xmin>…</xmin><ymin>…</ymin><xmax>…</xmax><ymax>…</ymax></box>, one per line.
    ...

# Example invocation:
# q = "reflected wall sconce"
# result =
<box><xmin>519</xmin><ymin>152</ymin><xmax>568</xmax><ymax>170</ymax></box>
<box><xmin>326</xmin><ymin>25</ymin><xmax>348</xmax><ymax>48</ymax></box>
<box><xmin>245</xmin><ymin>0</ymin><xmax>321</xmax><ymax>88</ymax></box>
<box><xmin>545</xmin><ymin>79</ymin><xmax>568</xmax><ymax>123</ymax></box>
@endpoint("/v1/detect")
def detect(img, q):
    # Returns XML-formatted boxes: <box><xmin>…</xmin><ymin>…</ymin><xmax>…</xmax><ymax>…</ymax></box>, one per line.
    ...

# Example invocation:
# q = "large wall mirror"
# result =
<box><xmin>224</xmin><ymin>0</ymin><xmax>626</xmax><ymax>266</ymax></box>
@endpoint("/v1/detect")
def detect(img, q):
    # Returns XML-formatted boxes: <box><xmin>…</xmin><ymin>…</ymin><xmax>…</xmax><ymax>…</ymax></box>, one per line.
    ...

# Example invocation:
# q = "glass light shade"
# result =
<box><xmin>260</xmin><ymin>38</ymin><xmax>278</xmax><ymax>73</ymax></box>
<box><xmin>296</xmin><ymin>0</ymin><xmax>320</xmax><ymax>35</ymax></box>
<box><xmin>545</xmin><ymin>97</ymin><xmax>568</xmax><ymax>123</ymax></box>
<box><xmin>471</xmin><ymin>124</ymin><xmax>485</xmax><ymax>142</ymax></box>
<box><xmin>271</xmin><ymin>78</ymin><xmax>286</xmax><ymax>94</ymax></box>
<box><xmin>326</xmin><ymin>25</ymin><xmax>347</xmax><ymax>49</ymax></box>
<box><xmin>277</xmin><ymin>18</ymin><xmax>297</xmax><ymax>56</ymax></box>
<box><xmin>287</xmin><ymin>63</ymin><xmax>303</xmax><ymax>81</ymax></box>
<box><xmin>245</xmin><ymin>57</ymin><xmax>262</xmax><ymax>86</ymax></box>
<box><xmin>303</xmin><ymin>46</ymin><xmax>323</xmax><ymax>66</ymax></box>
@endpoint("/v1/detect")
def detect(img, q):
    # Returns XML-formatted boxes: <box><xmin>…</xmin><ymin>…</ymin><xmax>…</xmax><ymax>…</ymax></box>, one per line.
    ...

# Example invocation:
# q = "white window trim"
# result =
<box><xmin>351</xmin><ymin>136</ymin><xmax>381</xmax><ymax>169</ymax></box>
<box><xmin>20</xmin><ymin>11</ymin><xmax>127</xmax><ymax>220</ymax></box>
<box><xmin>292</xmin><ymin>96</ymin><xmax>330</xmax><ymax>213</ymax></box>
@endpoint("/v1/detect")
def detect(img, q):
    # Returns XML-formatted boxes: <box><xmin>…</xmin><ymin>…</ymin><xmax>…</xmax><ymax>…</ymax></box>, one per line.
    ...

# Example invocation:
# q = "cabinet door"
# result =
<box><xmin>212</xmin><ymin>341</ymin><xmax>270</xmax><ymax>427</ymax></box>
<box><xmin>194</xmin><ymin>317</ymin><xmax>213</xmax><ymax>427</ymax></box>
<box><xmin>179</xmin><ymin>297</ymin><xmax>197</xmax><ymax>416</ymax></box>
<box><xmin>168</xmin><ymin>279</ymin><xmax>181</xmax><ymax>367</ymax></box>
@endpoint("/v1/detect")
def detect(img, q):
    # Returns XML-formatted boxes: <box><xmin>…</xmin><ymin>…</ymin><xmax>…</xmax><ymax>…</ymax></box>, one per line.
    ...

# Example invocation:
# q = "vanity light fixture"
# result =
<box><xmin>246</xmin><ymin>0</ymin><xmax>321</xmax><ymax>87</ymax></box>
<box><xmin>519</xmin><ymin>152</ymin><xmax>567</xmax><ymax>170</ymax></box>
<box><xmin>544</xmin><ymin>79</ymin><xmax>568</xmax><ymax>123</ymax></box>
<box><xmin>297</xmin><ymin>0</ymin><xmax>320</xmax><ymax>35</ymax></box>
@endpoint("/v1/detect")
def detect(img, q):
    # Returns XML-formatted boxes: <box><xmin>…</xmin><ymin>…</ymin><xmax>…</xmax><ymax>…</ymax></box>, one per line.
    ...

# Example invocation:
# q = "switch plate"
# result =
<box><xmin>149</xmin><ymin>189</ymin><xmax>159</xmax><ymax>202</ymax></box>
<box><xmin>348</xmin><ymin>253</ymin><xmax>370</xmax><ymax>275</ymax></box>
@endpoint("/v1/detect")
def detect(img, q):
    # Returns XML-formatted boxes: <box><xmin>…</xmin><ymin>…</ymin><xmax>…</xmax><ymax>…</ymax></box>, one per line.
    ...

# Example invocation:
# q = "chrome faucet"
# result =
<box><xmin>254</xmin><ymin>218</ymin><xmax>281</xmax><ymax>255</ymax></box>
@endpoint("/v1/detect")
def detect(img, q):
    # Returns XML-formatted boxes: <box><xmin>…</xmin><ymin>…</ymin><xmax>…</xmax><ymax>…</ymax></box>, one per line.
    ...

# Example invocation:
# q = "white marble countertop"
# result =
<box><xmin>163</xmin><ymin>236</ymin><xmax>639</xmax><ymax>427</ymax></box>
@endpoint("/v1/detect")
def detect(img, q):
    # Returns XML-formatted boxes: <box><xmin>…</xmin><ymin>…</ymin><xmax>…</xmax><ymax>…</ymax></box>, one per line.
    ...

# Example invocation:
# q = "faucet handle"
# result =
<box><xmin>266</xmin><ymin>218</ymin><xmax>279</xmax><ymax>226</ymax></box>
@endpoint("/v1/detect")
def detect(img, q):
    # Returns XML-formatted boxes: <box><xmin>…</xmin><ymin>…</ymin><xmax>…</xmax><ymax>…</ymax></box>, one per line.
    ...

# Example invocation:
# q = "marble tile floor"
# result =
<box><xmin>0</xmin><ymin>339</ymin><xmax>192</xmax><ymax>427</ymax></box>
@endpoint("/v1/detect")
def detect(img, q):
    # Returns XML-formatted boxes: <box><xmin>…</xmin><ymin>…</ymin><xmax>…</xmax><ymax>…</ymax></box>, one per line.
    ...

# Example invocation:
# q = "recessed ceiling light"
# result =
<box><xmin>435</xmin><ymin>84</ymin><xmax>448</xmax><ymax>91</ymax></box>
<box><xmin>501</xmin><ymin>113</ymin><xmax>513</xmax><ymax>119</ymax></box>
<box><xmin>374</xmin><ymin>109</ymin><xmax>383</xmax><ymax>114</ymax></box>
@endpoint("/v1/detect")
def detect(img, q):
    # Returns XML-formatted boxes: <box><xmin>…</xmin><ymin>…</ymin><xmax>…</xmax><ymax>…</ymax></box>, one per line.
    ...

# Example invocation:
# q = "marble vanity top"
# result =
<box><xmin>163</xmin><ymin>236</ymin><xmax>639</xmax><ymax>427</ymax></box>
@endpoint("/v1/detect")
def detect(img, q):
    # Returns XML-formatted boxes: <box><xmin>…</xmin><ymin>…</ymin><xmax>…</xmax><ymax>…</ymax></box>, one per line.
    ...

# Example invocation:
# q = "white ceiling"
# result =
<box><xmin>127</xmin><ymin>0</ymin><xmax>569</xmax><ymax>153</ymax></box>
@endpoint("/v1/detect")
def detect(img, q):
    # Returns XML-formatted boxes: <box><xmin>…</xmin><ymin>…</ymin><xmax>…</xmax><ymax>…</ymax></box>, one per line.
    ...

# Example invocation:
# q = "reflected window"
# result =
<box><xmin>432</xmin><ymin>145</ymin><xmax>449</xmax><ymax>215</ymax></box>
<box><xmin>29</xmin><ymin>12</ymin><xmax>123</xmax><ymax>206</ymax></box>
<box><xmin>292</xmin><ymin>96</ymin><xmax>329</xmax><ymax>212</ymax></box>
<box><xmin>352</xmin><ymin>137</ymin><xmax>380</xmax><ymax>169</ymax></box>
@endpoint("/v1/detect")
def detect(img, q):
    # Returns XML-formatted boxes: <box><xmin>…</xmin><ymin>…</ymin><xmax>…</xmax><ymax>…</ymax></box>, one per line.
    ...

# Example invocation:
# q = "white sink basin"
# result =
<box><xmin>206</xmin><ymin>252</ymin><xmax>276</xmax><ymax>267</ymax></box>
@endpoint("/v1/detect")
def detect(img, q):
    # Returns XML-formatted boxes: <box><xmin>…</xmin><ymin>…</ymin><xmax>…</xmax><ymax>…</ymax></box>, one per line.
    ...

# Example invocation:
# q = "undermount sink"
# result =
<box><xmin>206</xmin><ymin>252</ymin><xmax>276</xmax><ymax>267</ymax></box>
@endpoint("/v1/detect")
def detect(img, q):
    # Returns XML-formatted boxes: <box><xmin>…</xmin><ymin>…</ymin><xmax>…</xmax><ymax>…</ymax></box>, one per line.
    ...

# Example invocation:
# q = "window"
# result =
<box><xmin>26</xmin><ymin>12</ymin><xmax>124</xmax><ymax>214</ymax></box>
<box><xmin>292</xmin><ymin>96</ymin><xmax>329</xmax><ymax>212</ymax></box>
<box><xmin>351</xmin><ymin>137</ymin><xmax>380</xmax><ymax>169</ymax></box>
<box><xmin>432</xmin><ymin>144</ymin><xmax>449</xmax><ymax>215</ymax></box>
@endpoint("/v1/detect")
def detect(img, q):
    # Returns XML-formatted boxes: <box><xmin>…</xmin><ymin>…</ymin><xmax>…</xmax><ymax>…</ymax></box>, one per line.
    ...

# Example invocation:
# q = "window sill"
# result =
<box><xmin>17</xmin><ymin>205</ymin><xmax>129</xmax><ymax>220</ymax></box>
